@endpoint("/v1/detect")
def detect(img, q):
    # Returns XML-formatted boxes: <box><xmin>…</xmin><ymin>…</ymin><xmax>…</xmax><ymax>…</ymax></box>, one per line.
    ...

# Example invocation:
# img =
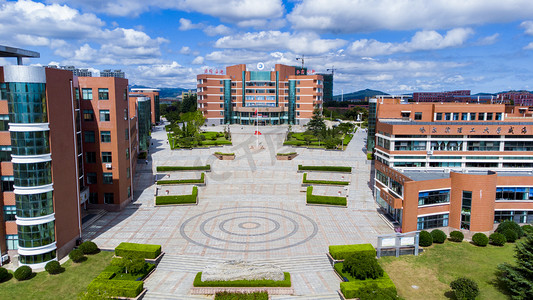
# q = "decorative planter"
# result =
<box><xmin>276</xmin><ymin>153</ymin><xmax>298</xmax><ymax>160</ymax></box>
<box><xmin>214</xmin><ymin>154</ymin><xmax>235</xmax><ymax>160</ymax></box>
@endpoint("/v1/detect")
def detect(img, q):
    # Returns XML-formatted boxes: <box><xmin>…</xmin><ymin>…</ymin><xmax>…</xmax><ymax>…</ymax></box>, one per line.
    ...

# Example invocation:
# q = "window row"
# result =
<box><xmin>81</xmin><ymin>88</ymin><xmax>109</xmax><ymax>100</ymax></box>
<box><xmin>418</xmin><ymin>189</ymin><xmax>451</xmax><ymax>206</ymax></box>
<box><xmin>84</xmin><ymin>131</ymin><xmax>111</xmax><ymax>143</ymax></box>
<box><xmin>435</xmin><ymin>112</ymin><xmax>502</xmax><ymax>121</ymax></box>
<box><xmin>88</xmin><ymin>192</ymin><xmax>115</xmax><ymax>204</ymax></box>
<box><xmin>86</xmin><ymin>172</ymin><xmax>113</xmax><ymax>185</ymax></box>
<box><xmin>496</xmin><ymin>187</ymin><xmax>533</xmax><ymax>201</ymax></box>
<box><xmin>17</xmin><ymin>221</ymin><xmax>55</xmax><ymax>248</ymax></box>
<box><xmin>417</xmin><ymin>214</ymin><xmax>449</xmax><ymax>230</ymax></box>
<box><xmin>82</xmin><ymin>109</ymin><xmax>110</xmax><ymax>122</ymax></box>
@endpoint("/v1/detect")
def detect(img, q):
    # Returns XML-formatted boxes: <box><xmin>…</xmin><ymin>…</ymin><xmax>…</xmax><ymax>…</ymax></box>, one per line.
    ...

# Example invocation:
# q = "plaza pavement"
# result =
<box><xmin>82</xmin><ymin>123</ymin><xmax>392</xmax><ymax>299</ymax></box>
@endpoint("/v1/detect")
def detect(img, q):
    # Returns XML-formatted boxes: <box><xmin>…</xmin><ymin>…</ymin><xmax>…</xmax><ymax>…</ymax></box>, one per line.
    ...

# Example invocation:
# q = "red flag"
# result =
<box><xmin>254</xmin><ymin>131</ymin><xmax>262</xmax><ymax>135</ymax></box>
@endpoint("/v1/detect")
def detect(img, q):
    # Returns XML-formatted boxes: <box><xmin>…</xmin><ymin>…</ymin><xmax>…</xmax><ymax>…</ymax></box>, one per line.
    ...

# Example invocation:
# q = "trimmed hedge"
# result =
<box><xmin>450</xmin><ymin>277</ymin><xmax>479</xmax><ymax>300</ymax></box>
<box><xmin>115</xmin><ymin>242</ymin><xmax>162</xmax><ymax>259</ymax></box>
<box><xmin>69</xmin><ymin>249</ymin><xmax>85</xmax><ymax>263</ymax></box>
<box><xmin>449</xmin><ymin>231</ymin><xmax>464</xmax><ymax>242</ymax></box>
<box><xmin>45</xmin><ymin>261</ymin><xmax>62</xmax><ymax>275</ymax></box>
<box><xmin>298</xmin><ymin>165</ymin><xmax>352</xmax><ymax>173</ymax></box>
<box><xmin>329</xmin><ymin>244</ymin><xmax>376</xmax><ymax>260</ymax></box>
<box><xmin>87</xmin><ymin>279</ymin><xmax>144</xmax><ymax>298</ymax></box>
<box><xmin>214</xmin><ymin>152</ymin><xmax>235</xmax><ymax>155</ymax></box>
<box><xmin>96</xmin><ymin>272</ymin><xmax>116</xmax><ymax>280</ymax></box>
<box><xmin>0</xmin><ymin>267</ymin><xmax>8</xmax><ymax>282</ymax></box>
<box><xmin>306</xmin><ymin>186</ymin><xmax>346</xmax><ymax>206</ymax></box>
<box><xmin>472</xmin><ymin>233</ymin><xmax>489</xmax><ymax>247</ymax></box>
<box><xmin>157</xmin><ymin>173</ymin><xmax>205</xmax><ymax>185</ymax></box>
<box><xmin>431</xmin><ymin>229</ymin><xmax>447</xmax><ymax>244</ymax></box>
<box><xmin>156</xmin><ymin>165</ymin><xmax>211</xmax><ymax>171</ymax></box>
<box><xmin>339</xmin><ymin>272</ymin><xmax>397</xmax><ymax>299</ymax></box>
<box><xmin>502</xmin><ymin>229</ymin><xmax>518</xmax><ymax>243</ymax></box>
<box><xmin>79</xmin><ymin>241</ymin><xmax>99</xmax><ymax>254</ymax></box>
<box><xmin>277</xmin><ymin>152</ymin><xmax>297</xmax><ymax>156</ymax></box>
<box><xmin>496</xmin><ymin>220</ymin><xmax>524</xmax><ymax>238</ymax></box>
<box><xmin>489</xmin><ymin>232</ymin><xmax>506</xmax><ymax>246</ymax></box>
<box><xmin>156</xmin><ymin>186</ymin><xmax>198</xmax><ymax>205</ymax></box>
<box><xmin>14</xmin><ymin>266</ymin><xmax>32</xmax><ymax>281</ymax></box>
<box><xmin>215</xmin><ymin>291</ymin><xmax>268</xmax><ymax>300</ymax></box>
<box><xmin>343</xmin><ymin>253</ymin><xmax>383</xmax><ymax>280</ymax></box>
<box><xmin>193</xmin><ymin>272</ymin><xmax>291</xmax><ymax>287</ymax></box>
<box><xmin>302</xmin><ymin>173</ymin><xmax>349</xmax><ymax>186</ymax></box>
<box><xmin>419</xmin><ymin>230</ymin><xmax>433</xmax><ymax>247</ymax></box>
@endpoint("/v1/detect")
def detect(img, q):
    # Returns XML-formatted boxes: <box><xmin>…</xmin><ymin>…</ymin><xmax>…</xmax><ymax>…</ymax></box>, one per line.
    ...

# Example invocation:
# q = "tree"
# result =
<box><xmin>344</xmin><ymin>106</ymin><xmax>368</xmax><ymax>121</ymax></box>
<box><xmin>181</xmin><ymin>111</ymin><xmax>205</xmax><ymax>134</ymax></box>
<box><xmin>306</xmin><ymin>106</ymin><xmax>326</xmax><ymax>135</ymax></box>
<box><xmin>181</xmin><ymin>94</ymin><xmax>197</xmax><ymax>113</ymax></box>
<box><xmin>497</xmin><ymin>234</ymin><xmax>533</xmax><ymax>299</ymax></box>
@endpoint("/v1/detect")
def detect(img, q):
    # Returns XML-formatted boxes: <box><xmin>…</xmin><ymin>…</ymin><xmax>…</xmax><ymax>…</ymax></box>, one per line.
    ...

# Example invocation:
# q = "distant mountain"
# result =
<box><xmin>332</xmin><ymin>89</ymin><xmax>388</xmax><ymax>101</ymax></box>
<box><xmin>472</xmin><ymin>92</ymin><xmax>496</xmax><ymax>96</ymax></box>
<box><xmin>130</xmin><ymin>85</ymin><xmax>192</xmax><ymax>99</ymax></box>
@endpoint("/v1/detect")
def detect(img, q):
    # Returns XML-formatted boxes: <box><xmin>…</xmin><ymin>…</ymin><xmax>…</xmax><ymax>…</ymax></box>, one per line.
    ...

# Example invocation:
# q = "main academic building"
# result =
<box><xmin>371</xmin><ymin>97</ymin><xmax>533</xmax><ymax>234</ymax></box>
<box><xmin>197</xmin><ymin>64</ymin><xmax>324</xmax><ymax>126</ymax></box>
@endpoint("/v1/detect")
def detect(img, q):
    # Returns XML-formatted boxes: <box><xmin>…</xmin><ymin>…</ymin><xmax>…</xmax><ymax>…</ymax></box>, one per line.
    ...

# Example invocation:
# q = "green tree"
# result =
<box><xmin>181</xmin><ymin>94</ymin><xmax>197</xmax><ymax>113</ymax></box>
<box><xmin>306</xmin><ymin>106</ymin><xmax>326</xmax><ymax>135</ymax></box>
<box><xmin>344</xmin><ymin>106</ymin><xmax>368</xmax><ymax>121</ymax></box>
<box><xmin>497</xmin><ymin>234</ymin><xmax>533</xmax><ymax>299</ymax></box>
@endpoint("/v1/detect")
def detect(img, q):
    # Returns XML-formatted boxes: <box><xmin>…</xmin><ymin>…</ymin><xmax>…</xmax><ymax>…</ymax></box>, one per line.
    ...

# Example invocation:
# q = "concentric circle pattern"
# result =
<box><xmin>179</xmin><ymin>206</ymin><xmax>318</xmax><ymax>252</ymax></box>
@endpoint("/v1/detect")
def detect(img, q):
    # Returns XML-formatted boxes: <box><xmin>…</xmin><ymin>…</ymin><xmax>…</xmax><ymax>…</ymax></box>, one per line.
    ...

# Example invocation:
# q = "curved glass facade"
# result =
<box><xmin>17</xmin><ymin>221</ymin><xmax>55</xmax><ymax>248</ymax></box>
<box><xmin>15</xmin><ymin>191</ymin><xmax>54</xmax><ymax>218</ymax></box>
<box><xmin>3</xmin><ymin>83</ymin><xmax>48</xmax><ymax>123</ymax></box>
<box><xmin>10</xmin><ymin>131</ymin><xmax>50</xmax><ymax>155</ymax></box>
<box><xmin>13</xmin><ymin>161</ymin><xmax>52</xmax><ymax>187</ymax></box>
<box><xmin>19</xmin><ymin>250</ymin><xmax>56</xmax><ymax>265</ymax></box>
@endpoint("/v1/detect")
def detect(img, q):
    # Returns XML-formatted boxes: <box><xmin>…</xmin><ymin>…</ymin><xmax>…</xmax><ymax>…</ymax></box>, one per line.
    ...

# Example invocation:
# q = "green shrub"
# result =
<box><xmin>115</xmin><ymin>242</ymin><xmax>162</xmax><ymax>259</ymax></box>
<box><xmin>472</xmin><ymin>233</ymin><xmax>489</xmax><ymax>247</ymax></box>
<box><xmin>214</xmin><ymin>291</ymin><xmax>269</xmax><ymax>300</ymax></box>
<box><xmin>69</xmin><ymin>249</ymin><xmax>85</xmax><ymax>263</ymax></box>
<box><xmin>156</xmin><ymin>165</ymin><xmax>210</xmax><ymax>171</ymax></box>
<box><xmin>502</xmin><ymin>229</ymin><xmax>518</xmax><ymax>243</ymax></box>
<box><xmin>522</xmin><ymin>224</ymin><xmax>533</xmax><ymax>235</ymax></box>
<box><xmin>298</xmin><ymin>165</ymin><xmax>352</xmax><ymax>172</ymax></box>
<box><xmin>431</xmin><ymin>229</ymin><xmax>447</xmax><ymax>243</ymax></box>
<box><xmin>45</xmin><ymin>261</ymin><xmax>62</xmax><ymax>275</ymax></box>
<box><xmin>214</xmin><ymin>152</ymin><xmax>234</xmax><ymax>156</ymax></box>
<box><xmin>87</xmin><ymin>279</ymin><xmax>144</xmax><ymax>298</ymax></box>
<box><xmin>14</xmin><ymin>266</ymin><xmax>32</xmax><ymax>281</ymax></box>
<box><xmin>157</xmin><ymin>173</ymin><xmax>205</xmax><ymax>184</ymax></box>
<box><xmin>156</xmin><ymin>186</ymin><xmax>198</xmax><ymax>205</ymax></box>
<box><xmin>496</xmin><ymin>220</ymin><xmax>524</xmax><ymax>238</ymax></box>
<box><xmin>277</xmin><ymin>152</ymin><xmax>297</xmax><ymax>156</ymax></box>
<box><xmin>419</xmin><ymin>230</ymin><xmax>433</xmax><ymax>247</ymax></box>
<box><xmin>79</xmin><ymin>241</ymin><xmax>99</xmax><ymax>254</ymax></box>
<box><xmin>351</xmin><ymin>282</ymin><xmax>398</xmax><ymax>300</ymax></box>
<box><xmin>489</xmin><ymin>232</ymin><xmax>506</xmax><ymax>246</ymax></box>
<box><xmin>450</xmin><ymin>277</ymin><xmax>479</xmax><ymax>300</ymax></box>
<box><xmin>329</xmin><ymin>244</ymin><xmax>376</xmax><ymax>260</ymax></box>
<box><xmin>302</xmin><ymin>173</ymin><xmax>349</xmax><ymax>185</ymax></box>
<box><xmin>449</xmin><ymin>231</ymin><xmax>464</xmax><ymax>242</ymax></box>
<box><xmin>339</xmin><ymin>272</ymin><xmax>397</xmax><ymax>299</ymax></box>
<box><xmin>343</xmin><ymin>253</ymin><xmax>383</xmax><ymax>280</ymax></box>
<box><xmin>193</xmin><ymin>272</ymin><xmax>291</xmax><ymax>287</ymax></box>
<box><xmin>96</xmin><ymin>272</ymin><xmax>116</xmax><ymax>280</ymax></box>
<box><xmin>0</xmin><ymin>267</ymin><xmax>9</xmax><ymax>282</ymax></box>
<box><xmin>306</xmin><ymin>186</ymin><xmax>346</xmax><ymax>206</ymax></box>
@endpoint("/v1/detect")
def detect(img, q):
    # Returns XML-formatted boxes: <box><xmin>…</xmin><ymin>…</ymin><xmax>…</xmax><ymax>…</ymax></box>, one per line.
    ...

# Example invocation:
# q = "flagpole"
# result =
<box><xmin>256</xmin><ymin>108</ymin><xmax>259</xmax><ymax>148</ymax></box>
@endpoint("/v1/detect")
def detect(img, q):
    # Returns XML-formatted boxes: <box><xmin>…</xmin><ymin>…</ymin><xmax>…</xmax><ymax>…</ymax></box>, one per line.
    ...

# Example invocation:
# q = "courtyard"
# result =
<box><xmin>82</xmin><ymin>123</ymin><xmax>392</xmax><ymax>299</ymax></box>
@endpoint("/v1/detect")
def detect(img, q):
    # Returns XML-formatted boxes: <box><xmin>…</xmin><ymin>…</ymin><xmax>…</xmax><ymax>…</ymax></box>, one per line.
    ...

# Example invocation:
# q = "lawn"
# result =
<box><xmin>168</xmin><ymin>131</ymin><xmax>232</xmax><ymax>149</ymax></box>
<box><xmin>379</xmin><ymin>241</ymin><xmax>515</xmax><ymax>299</ymax></box>
<box><xmin>284</xmin><ymin>132</ymin><xmax>353</xmax><ymax>150</ymax></box>
<box><xmin>0</xmin><ymin>251</ymin><xmax>114</xmax><ymax>300</ymax></box>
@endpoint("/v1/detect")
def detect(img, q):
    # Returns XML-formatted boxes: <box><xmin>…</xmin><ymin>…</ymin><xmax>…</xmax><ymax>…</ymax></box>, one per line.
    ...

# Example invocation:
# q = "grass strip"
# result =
<box><xmin>156</xmin><ymin>186</ymin><xmax>198</xmax><ymax>205</ymax></box>
<box><xmin>214</xmin><ymin>152</ymin><xmax>235</xmax><ymax>156</ymax></box>
<box><xmin>298</xmin><ymin>165</ymin><xmax>352</xmax><ymax>172</ymax></box>
<box><xmin>306</xmin><ymin>186</ymin><xmax>346</xmax><ymax>206</ymax></box>
<box><xmin>193</xmin><ymin>272</ymin><xmax>291</xmax><ymax>287</ymax></box>
<box><xmin>215</xmin><ymin>291</ymin><xmax>268</xmax><ymax>300</ymax></box>
<box><xmin>302</xmin><ymin>173</ymin><xmax>349</xmax><ymax>185</ymax></box>
<box><xmin>157</xmin><ymin>173</ymin><xmax>205</xmax><ymax>185</ymax></box>
<box><xmin>156</xmin><ymin>165</ymin><xmax>210</xmax><ymax>171</ymax></box>
<box><xmin>277</xmin><ymin>152</ymin><xmax>297</xmax><ymax>156</ymax></box>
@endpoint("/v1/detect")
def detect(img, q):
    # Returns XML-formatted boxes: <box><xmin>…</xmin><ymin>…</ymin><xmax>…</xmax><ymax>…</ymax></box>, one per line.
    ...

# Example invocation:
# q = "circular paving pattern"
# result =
<box><xmin>179</xmin><ymin>206</ymin><xmax>318</xmax><ymax>252</ymax></box>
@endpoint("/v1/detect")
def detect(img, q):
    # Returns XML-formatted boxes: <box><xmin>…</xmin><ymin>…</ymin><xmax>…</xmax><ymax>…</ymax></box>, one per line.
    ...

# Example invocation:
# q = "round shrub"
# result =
<box><xmin>342</xmin><ymin>253</ymin><xmax>383</xmax><ymax>280</ymax></box>
<box><xmin>431</xmin><ymin>229</ymin><xmax>447</xmax><ymax>244</ymax></box>
<box><xmin>69</xmin><ymin>249</ymin><xmax>85</xmax><ymax>263</ymax></box>
<box><xmin>79</xmin><ymin>241</ymin><xmax>99</xmax><ymax>255</ymax></box>
<box><xmin>496</xmin><ymin>220</ymin><xmax>523</xmax><ymax>238</ymax></box>
<box><xmin>449</xmin><ymin>231</ymin><xmax>464</xmax><ymax>242</ymax></box>
<box><xmin>14</xmin><ymin>266</ymin><xmax>32</xmax><ymax>281</ymax></box>
<box><xmin>472</xmin><ymin>233</ymin><xmax>489</xmax><ymax>247</ymax></box>
<box><xmin>522</xmin><ymin>224</ymin><xmax>533</xmax><ymax>236</ymax></box>
<box><xmin>0</xmin><ymin>267</ymin><xmax>9</xmax><ymax>282</ymax></box>
<box><xmin>502</xmin><ymin>229</ymin><xmax>518</xmax><ymax>243</ymax></box>
<box><xmin>45</xmin><ymin>260</ymin><xmax>62</xmax><ymax>275</ymax></box>
<box><xmin>419</xmin><ymin>230</ymin><xmax>433</xmax><ymax>247</ymax></box>
<box><xmin>450</xmin><ymin>277</ymin><xmax>479</xmax><ymax>300</ymax></box>
<box><xmin>489</xmin><ymin>232</ymin><xmax>506</xmax><ymax>246</ymax></box>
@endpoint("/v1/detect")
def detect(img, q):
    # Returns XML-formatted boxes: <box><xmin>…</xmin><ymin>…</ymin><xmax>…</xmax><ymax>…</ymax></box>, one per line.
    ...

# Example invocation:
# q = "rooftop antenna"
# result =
<box><xmin>326</xmin><ymin>66</ymin><xmax>337</xmax><ymax>76</ymax></box>
<box><xmin>296</xmin><ymin>55</ymin><xmax>305</xmax><ymax>69</ymax></box>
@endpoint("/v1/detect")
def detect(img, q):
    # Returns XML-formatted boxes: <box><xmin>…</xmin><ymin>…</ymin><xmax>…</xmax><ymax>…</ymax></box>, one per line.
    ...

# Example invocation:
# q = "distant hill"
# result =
<box><xmin>130</xmin><ymin>85</ymin><xmax>192</xmax><ymax>99</ymax></box>
<box><xmin>332</xmin><ymin>89</ymin><xmax>388</xmax><ymax>101</ymax></box>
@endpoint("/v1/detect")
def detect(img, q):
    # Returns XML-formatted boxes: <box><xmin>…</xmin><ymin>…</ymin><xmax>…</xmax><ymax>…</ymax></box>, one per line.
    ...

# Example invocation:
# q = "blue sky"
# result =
<box><xmin>1</xmin><ymin>0</ymin><xmax>533</xmax><ymax>95</ymax></box>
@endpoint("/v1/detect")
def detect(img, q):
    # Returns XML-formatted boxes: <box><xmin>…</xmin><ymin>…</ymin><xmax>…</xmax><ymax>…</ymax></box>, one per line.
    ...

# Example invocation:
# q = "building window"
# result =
<box><xmin>494</xmin><ymin>211</ymin><xmax>533</xmax><ymax>224</ymax></box>
<box><xmin>89</xmin><ymin>193</ymin><xmax>98</xmax><ymax>204</ymax></box>
<box><xmin>98</xmin><ymin>88</ymin><xmax>109</xmax><ymax>100</ymax></box>
<box><xmin>124</xmin><ymin>89</ymin><xmax>128</xmax><ymax>101</ymax></box>
<box><xmin>461</xmin><ymin>113</ymin><xmax>468</xmax><ymax>120</ymax></box>
<box><xmin>102</xmin><ymin>152</ymin><xmax>112</xmax><ymax>163</ymax></box>
<box><xmin>104</xmin><ymin>193</ymin><xmax>114</xmax><ymax>204</ymax></box>
<box><xmin>220</xmin><ymin>111</ymin><xmax>224</xmax><ymax>116</ymax></box>
<box><xmin>99</xmin><ymin>110</ymin><xmax>110</xmax><ymax>121</ymax></box>
<box><xmin>435</xmin><ymin>113</ymin><xmax>442</xmax><ymax>120</ymax></box>
<box><xmin>496</xmin><ymin>113</ymin><xmax>502</xmax><ymax>120</ymax></box>
<box><xmin>127</xmin><ymin>167</ymin><xmax>130</xmax><ymax>179</ymax></box>
<box><xmin>297</xmin><ymin>104</ymin><xmax>300</xmax><ymax>108</ymax></box>
<box><xmin>496</xmin><ymin>187</ymin><xmax>533</xmax><ymax>201</ymax></box>
<box><xmin>0</xmin><ymin>114</ymin><xmax>9</xmax><ymax>131</ymax></box>
<box><xmin>0</xmin><ymin>146</ymin><xmax>12</xmax><ymax>162</ymax></box>
<box><xmin>444</xmin><ymin>113</ymin><xmax>451</xmax><ymax>120</ymax></box>
<box><xmin>418</xmin><ymin>190</ymin><xmax>450</xmax><ymax>206</ymax></box>
<box><xmin>86</xmin><ymin>152</ymin><xmax>96</xmax><ymax>163</ymax></box>
<box><xmin>103</xmin><ymin>172</ymin><xmax>113</xmax><ymax>184</ymax></box>
<box><xmin>128</xmin><ymin>186</ymin><xmax>131</xmax><ymax>198</ymax></box>
<box><xmin>6</xmin><ymin>234</ymin><xmax>18</xmax><ymax>250</ymax></box>
<box><xmin>1</xmin><ymin>176</ymin><xmax>14</xmax><ymax>191</ymax></box>
<box><xmin>124</xmin><ymin>108</ymin><xmax>128</xmax><ymax>120</ymax></box>
<box><xmin>417</xmin><ymin>213</ymin><xmax>449</xmax><ymax>230</ymax></box>
<box><xmin>461</xmin><ymin>191</ymin><xmax>472</xmax><ymax>229</ymax></box>
<box><xmin>83</xmin><ymin>109</ymin><xmax>94</xmax><ymax>121</ymax></box>
<box><xmin>125</xmin><ymin>129</ymin><xmax>129</xmax><ymax>140</ymax></box>
<box><xmin>84</xmin><ymin>131</ymin><xmax>95</xmax><ymax>143</ymax></box>
<box><xmin>17</xmin><ymin>221</ymin><xmax>55</xmax><ymax>248</ymax></box>
<box><xmin>486</xmin><ymin>113</ymin><xmax>493</xmax><ymax>120</ymax></box>
<box><xmin>101</xmin><ymin>131</ymin><xmax>111</xmax><ymax>143</ymax></box>
<box><xmin>414</xmin><ymin>112</ymin><xmax>422</xmax><ymax>120</ymax></box>
<box><xmin>3</xmin><ymin>205</ymin><xmax>16</xmax><ymax>221</ymax></box>
<box><xmin>87</xmin><ymin>172</ymin><xmax>97</xmax><ymax>184</ymax></box>
<box><xmin>470</xmin><ymin>113</ymin><xmax>476</xmax><ymax>120</ymax></box>
<box><xmin>82</xmin><ymin>88</ymin><xmax>93</xmax><ymax>100</ymax></box>
<box><xmin>126</xmin><ymin>148</ymin><xmax>130</xmax><ymax>159</ymax></box>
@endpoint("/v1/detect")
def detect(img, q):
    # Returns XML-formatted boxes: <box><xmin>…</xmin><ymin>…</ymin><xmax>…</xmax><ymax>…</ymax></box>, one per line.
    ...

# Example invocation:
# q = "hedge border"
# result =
<box><xmin>87</xmin><ymin>279</ymin><xmax>144</xmax><ymax>298</ymax></box>
<box><xmin>156</xmin><ymin>186</ymin><xmax>198</xmax><ymax>205</ymax></box>
<box><xmin>298</xmin><ymin>165</ymin><xmax>352</xmax><ymax>173</ymax></box>
<box><xmin>339</xmin><ymin>271</ymin><xmax>397</xmax><ymax>299</ymax></box>
<box><xmin>277</xmin><ymin>152</ymin><xmax>297</xmax><ymax>156</ymax></box>
<box><xmin>302</xmin><ymin>173</ymin><xmax>349</xmax><ymax>186</ymax></box>
<box><xmin>193</xmin><ymin>272</ymin><xmax>291</xmax><ymax>287</ymax></box>
<box><xmin>156</xmin><ymin>165</ymin><xmax>210</xmax><ymax>171</ymax></box>
<box><xmin>115</xmin><ymin>242</ymin><xmax>162</xmax><ymax>259</ymax></box>
<box><xmin>306</xmin><ymin>186</ymin><xmax>347</xmax><ymax>206</ymax></box>
<box><xmin>214</xmin><ymin>152</ymin><xmax>235</xmax><ymax>156</ymax></box>
<box><xmin>157</xmin><ymin>173</ymin><xmax>205</xmax><ymax>185</ymax></box>
<box><xmin>329</xmin><ymin>244</ymin><xmax>376</xmax><ymax>260</ymax></box>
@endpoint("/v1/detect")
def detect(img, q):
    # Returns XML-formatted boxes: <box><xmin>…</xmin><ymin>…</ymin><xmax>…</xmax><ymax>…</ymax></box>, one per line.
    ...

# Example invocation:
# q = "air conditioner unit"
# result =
<box><xmin>105</xmin><ymin>164</ymin><xmax>112</xmax><ymax>169</ymax></box>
